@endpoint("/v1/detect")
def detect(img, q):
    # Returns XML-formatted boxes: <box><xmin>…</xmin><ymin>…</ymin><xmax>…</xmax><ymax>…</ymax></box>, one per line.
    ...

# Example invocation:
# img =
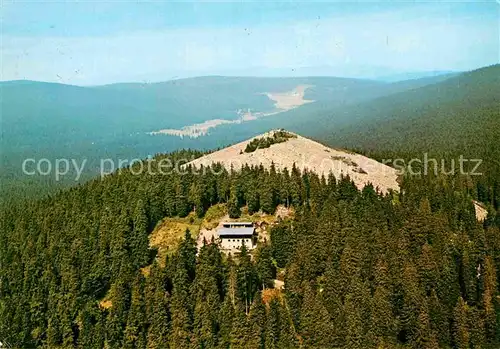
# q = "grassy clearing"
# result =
<box><xmin>201</xmin><ymin>203</ymin><xmax>228</xmax><ymax>229</ymax></box>
<box><xmin>149</xmin><ymin>213</ymin><xmax>201</xmax><ymax>266</ymax></box>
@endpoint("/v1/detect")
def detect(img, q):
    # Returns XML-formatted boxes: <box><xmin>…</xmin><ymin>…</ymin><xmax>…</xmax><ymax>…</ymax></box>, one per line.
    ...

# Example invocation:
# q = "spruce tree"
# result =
<box><xmin>270</xmin><ymin>222</ymin><xmax>294</xmax><ymax>268</ymax></box>
<box><xmin>265</xmin><ymin>298</ymin><xmax>281</xmax><ymax>349</ymax></box>
<box><xmin>175</xmin><ymin>178</ymin><xmax>191</xmax><ymax>218</ymax></box>
<box><xmin>228</xmin><ymin>186</ymin><xmax>241</xmax><ymax>219</ymax></box>
<box><xmin>189</xmin><ymin>180</ymin><xmax>206</xmax><ymax>218</ymax></box>
<box><xmin>169</xmin><ymin>263</ymin><xmax>192</xmax><ymax>349</ymax></box>
<box><xmin>230</xmin><ymin>302</ymin><xmax>249</xmax><ymax>349</ymax></box>
<box><xmin>290</xmin><ymin>164</ymin><xmax>302</xmax><ymax>207</ymax></box>
<box><xmin>245</xmin><ymin>176</ymin><xmax>260</xmax><ymax>215</ymax></box>
<box><xmin>279</xmin><ymin>168</ymin><xmax>291</xmax><ymax>206</ymax></box>
<box><xmin>453</xmin><ymin>297</ymin><xmax>470</xmax><ymax>349</ymax></box>
<box><xmin>217</xmin><ymin>295</ymin><xmax>234</xmax><ymax>349</ymax></box>
<box><xmin>428</xmin><ymin>289</ymin><xmax>449</xmax><ymax>346</ymax></box>
<box><xmin>411</xmin><ymin>305</ymin><xmax>433</xmax><ymax>349</ymax></box>
<box><xmin>145</xmin><ymin>283</ymin><xmax>170</xmax><ymax>349</ymax></box>
<box><xmin>123</xmin><ymin>274</ymin><xmax>147</xmax><ymax>349</ymax></box>
<box><xmin>468</xmin><ymin>306</ymin><xmax>485</xmax><ymax>349</ymax></box>
<box><xmin>255</xmin><ymin>244</ymin><xmax>276</xmax><ymax>289</ymax></box>
<box><xmin>247</xmin><ymin>292</ymin><xmax>266</xmax><ymax>349</ymax></box>
<box><xmin>237</xmin><ymin>244</ymin><xmax>258</xmax><ymax>313</ymax></box>
<box><xmin>371</xmin><ymin>281</ymin><xmax>395</xmax><ymax>344</ymax></box>
<box><xmin>482</xmin><ymin>256</ymin><xmax>497</xmax><ymax>341</ymax></box>
<box><xmin>399</xmin><ymin>263</ymin><xmax>423</xmax><ymax>345</ymax></box>
<box><xmin>321</xmin><ymin>262</ymin><xmax>344</xmax><ymax>346</ymax></box>
<box><xmin>192</xmin><ymin>243</ymin><xmax>222</xmax><ymax>349</ymax></box>
<box><xmin>300</xmin><ymin>283</ymin><xmax>334</xmax><ymax>347</ymax></box>
<box><xmin>260</xmin><ymin>175</ymin><xmax>276</xmax><ymax>215</ymax></box>
<box><xmin>278</xmin><ymin>298</ymin><xmax>298</xmax><ymax>349</ymax></box>
<box><xmin>178</xmin><ymin>229</ymin><xmax>197</xmax><ymax>282</ymax></box>
<box><xmin>106</xmin><ymin>280</ymin><xmax>131</xmax><ymax>349</ymax></box>
<box><xmin>192</xmin><ymin>300</ymin><xmax>216</xmax><ymax>349</ymax></box>
<box><xmin>345</xmin><ymin>293</ymin><xmax>366</xmax><ymax>349</ymax></box>
<box><xmin>131</xmin><ymin>199</ymin><xmax>150</xmax><ymax>268</ymax></box>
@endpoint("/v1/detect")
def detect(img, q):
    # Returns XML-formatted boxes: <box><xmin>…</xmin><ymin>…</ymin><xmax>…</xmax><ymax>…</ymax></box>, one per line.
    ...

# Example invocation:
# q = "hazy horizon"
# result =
<box><xmin>3</xmin><ymin>1</ymin><xmax>498</xmax><ymax>85</ymax></box>
<box><xmin>1</xmin><ymin>67</ymin><xmax>464</xmax><ymax>87</ymax></box>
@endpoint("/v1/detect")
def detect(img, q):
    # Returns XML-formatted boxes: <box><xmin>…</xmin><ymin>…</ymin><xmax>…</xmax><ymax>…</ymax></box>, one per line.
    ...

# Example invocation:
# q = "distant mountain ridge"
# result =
<box><xmin>375</xmin><ymin>70</ymin><xmax>458</xmax><ymax>82</ymax></box>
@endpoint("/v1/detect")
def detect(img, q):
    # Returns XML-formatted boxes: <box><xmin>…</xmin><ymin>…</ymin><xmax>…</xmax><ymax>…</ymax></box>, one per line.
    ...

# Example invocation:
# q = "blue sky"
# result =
<box><xmin>2</xmin><ymin>1</ymin><xmax>499</xmax><ymax>85</ymax></box>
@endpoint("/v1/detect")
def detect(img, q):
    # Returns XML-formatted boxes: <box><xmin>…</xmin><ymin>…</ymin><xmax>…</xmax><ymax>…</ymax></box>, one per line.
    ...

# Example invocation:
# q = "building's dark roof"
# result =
<box><xmin>218</xmin><ymin>227</ymin><xmax>255</xmax><ymax>237</ymax></box>
<box><xmin>222</xmin><ymin>222</ymin><xmax>253</xmax><ymax>228</ymax></box>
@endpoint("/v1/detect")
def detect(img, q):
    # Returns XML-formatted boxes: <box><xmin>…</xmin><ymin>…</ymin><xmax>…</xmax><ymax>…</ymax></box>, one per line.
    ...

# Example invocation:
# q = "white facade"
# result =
<box><xmin>218</xmin><ymin>222</ymin><xmax>256</xmax><ymax>251</ymax></box>
<box><xmin>220</xmin><ymin>236</ymin><xmax>254</xmax><ymax>250</ymax></box>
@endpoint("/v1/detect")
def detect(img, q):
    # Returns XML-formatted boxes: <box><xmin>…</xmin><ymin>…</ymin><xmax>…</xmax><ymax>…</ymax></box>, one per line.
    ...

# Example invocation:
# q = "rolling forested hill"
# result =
<box><xmin>315</xmin><ymin>65</ymin><xmax>499</xmax><ymax>156</ymax></box>
<box><xmin>0</xmin><ymin>74</ymin><xmax>457</xmax><ymax>201</ymax></box>
<box><xmin>0</xmin><ymin>76</ymin><xmax>377</xmax><ymax>200</ymax></box>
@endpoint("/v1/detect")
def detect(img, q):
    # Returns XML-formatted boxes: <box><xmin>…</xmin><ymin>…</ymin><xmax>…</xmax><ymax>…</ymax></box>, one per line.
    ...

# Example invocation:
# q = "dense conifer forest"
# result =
<box><xmin>1</xmin><ymin>147</ymin><xmax>500</xmax><ymax>348</ymax></box>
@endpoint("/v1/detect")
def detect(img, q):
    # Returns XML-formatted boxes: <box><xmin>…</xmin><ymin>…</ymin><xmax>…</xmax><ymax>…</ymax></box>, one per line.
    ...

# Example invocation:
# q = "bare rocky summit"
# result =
<box><xmin>186</xmin><ymin>130</ymin><xmax>400</xmax><ymax>194</ymax></box>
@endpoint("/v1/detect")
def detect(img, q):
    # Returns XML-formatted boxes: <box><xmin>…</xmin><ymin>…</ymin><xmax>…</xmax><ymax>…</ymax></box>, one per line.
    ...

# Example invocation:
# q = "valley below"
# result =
<box><xmin>148</xmin><ymin>84</ymin><xmax>314</xmax><ymax>138</ymax></box>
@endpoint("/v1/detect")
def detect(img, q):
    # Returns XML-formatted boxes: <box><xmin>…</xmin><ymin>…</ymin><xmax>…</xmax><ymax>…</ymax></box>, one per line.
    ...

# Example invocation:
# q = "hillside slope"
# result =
<box><xmin>316</xmin><ymin>64</ymin><xmax>500</xmax><ymax>157</ymax></box>
<box><xmin>307</xmin><ymin>64</ymin><xmax>500</xmax><ymax>209</ymax></box>
<box><xmin>186</xmin><ymin>130</ymin><xmax>399</xmax><ymax>194</ymax></box>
